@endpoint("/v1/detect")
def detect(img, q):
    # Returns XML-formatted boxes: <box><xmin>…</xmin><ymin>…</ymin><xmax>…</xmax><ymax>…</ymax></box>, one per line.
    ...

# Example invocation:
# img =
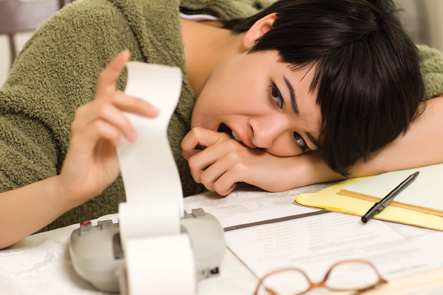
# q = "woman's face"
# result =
<box><xmin>191</xmin><ymin>50</ymin><xmax>322</xmax><ymax>157</ymax></box>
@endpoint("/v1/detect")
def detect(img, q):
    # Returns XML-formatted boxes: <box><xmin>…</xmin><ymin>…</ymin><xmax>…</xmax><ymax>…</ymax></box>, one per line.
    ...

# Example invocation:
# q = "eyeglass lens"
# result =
<box><xmin>257</xmin><ymin>269</ymin><xmax>310</xmax><ymax>295</ymax></box>
<box><xmin>325</xmin><ymin>262</ymin><xmax>380</xmax><ymax>290</ymax></box>
<box><xmin>256</xmin><ymin>261</ymin><xmax>381</xmax><ymax>295</ymax></box>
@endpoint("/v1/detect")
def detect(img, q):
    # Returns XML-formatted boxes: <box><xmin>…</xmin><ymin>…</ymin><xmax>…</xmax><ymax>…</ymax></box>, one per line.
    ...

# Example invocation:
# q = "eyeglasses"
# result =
<box><xmin>254</xmin><ymin>259</ymin><xmax>387</xmax><ymax>295</ymax></box>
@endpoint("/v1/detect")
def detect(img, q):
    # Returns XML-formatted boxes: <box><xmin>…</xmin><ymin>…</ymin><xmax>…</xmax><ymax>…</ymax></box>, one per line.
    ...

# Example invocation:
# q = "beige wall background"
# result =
<box><xmin>0</xmin><ymin>32</ymin><xmax>31</xmax><ymax>86</ymax></box>
<box><xmin>396</xmin><ymin>0</ymin><xmax>443</xmax><ymax>50</ymax></box>
<box><xmin>1</xmin><ymin>0</ymin><xmax>443</xmax><ymax>86</ymax></box>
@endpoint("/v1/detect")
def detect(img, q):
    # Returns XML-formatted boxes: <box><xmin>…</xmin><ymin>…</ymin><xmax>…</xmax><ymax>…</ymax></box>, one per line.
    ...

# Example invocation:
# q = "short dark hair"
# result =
<box><xmin>223</xmin><ymin>0</ymin><xmax>425</xmax><ymax>176</ymax></box>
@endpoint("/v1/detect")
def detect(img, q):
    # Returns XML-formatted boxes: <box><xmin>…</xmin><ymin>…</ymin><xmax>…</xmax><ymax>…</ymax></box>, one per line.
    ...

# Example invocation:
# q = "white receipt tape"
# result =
<box><xmin>125</xmin><ymin>234</ymin><xmax>196</xmax><ymax>295</ymax></box>
<box><xmin>118</xmin><ymin>200</ymin><xmax>181</xmax><ymax>248</ymax></box>
<box><xmin>117</xmin><ymin>62</ymin><xmax>194</xmax><ymax>295</ymax></box>
<box><xmin>117</xmin><ymin>62</ymin><xmax>184</xmax><ymax>212</ymax></box>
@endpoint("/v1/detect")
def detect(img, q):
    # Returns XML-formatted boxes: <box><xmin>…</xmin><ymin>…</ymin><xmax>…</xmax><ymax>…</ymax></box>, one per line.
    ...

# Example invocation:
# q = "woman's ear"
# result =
<box><xmin>242</xmin><ymin>13</ymin><xmax>276</xmax><ymax>51</ymax></box>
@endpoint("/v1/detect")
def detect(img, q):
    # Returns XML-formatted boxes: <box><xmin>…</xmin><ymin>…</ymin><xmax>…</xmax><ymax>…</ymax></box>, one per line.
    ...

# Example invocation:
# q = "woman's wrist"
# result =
<box><xmin>53</xmin><ymin>173</ymin><xmax>100</xmax><ymax>211</ymax></box>
<box><xmin>50</xmin><ymin>175</ymin><xmax>81</xmax><ymax>213</ymax></box>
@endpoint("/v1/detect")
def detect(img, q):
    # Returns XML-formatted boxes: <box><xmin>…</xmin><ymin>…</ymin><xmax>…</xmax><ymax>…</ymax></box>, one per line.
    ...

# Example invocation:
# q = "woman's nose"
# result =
<box><xmin>250</xmin><ymin>117</ymin><xmax>286</xmax><ymax>149</ymax></box>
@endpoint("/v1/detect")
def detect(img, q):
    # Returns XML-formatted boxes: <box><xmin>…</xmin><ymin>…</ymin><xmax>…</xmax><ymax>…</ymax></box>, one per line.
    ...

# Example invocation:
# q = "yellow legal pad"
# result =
<box><xmin>294</xmin><ymin>177</ymin><xmax>443</xmax><ymax>231</ymax></box>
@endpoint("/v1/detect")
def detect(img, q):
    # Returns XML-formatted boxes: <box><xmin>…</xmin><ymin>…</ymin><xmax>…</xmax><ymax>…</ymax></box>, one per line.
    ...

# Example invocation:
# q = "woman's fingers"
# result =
<box><xmin>86</xmin><ymin>120</ymin><xmax>123</xmax><ymax>148</ymax></box>
<box><xmin>183</xmin><ymin>128</ymin><xmax>260</xmax><ymax>195</ymax></box>
<box><xmin>198</xmin><ymin>153</ymin><xmax>243</xmax><ymax>194</ymax></box>
<box><xmin>181</xmin><ymin>127</ymin><xmax>231</xmax><ymax>159</ymax></box>
<box><xmin>95</xmin><ymin>50</ymin><xmax>130</xmax><ymax>98</ymax></box>
<box><xmin>75</xmin><ymin>50</ymin><xmax>160</xmax><ymax>144</ymax></box>
<box><xmin>74</xmin><ymin>102</ymin><xmax>135</xmax><ymax>144</ymax></box>
<box><xmin>186</xmin><ymin>139</ymin><xmax>239</xmax><ymax>181</ymax></box>
<box><xmin>95</xmin><ymin>50</ymin><xmax>159</xmax><ymax>118</ymax></box>
<box><xmin>182</xmin><ymin>128</ymin><xmax>241</xmax><ymax>193</ymax></box>
<box><xmin>73</xmin><ymin>92</ymin><xmax>159</xmax><ymax>143</ymax></box>
<box><xmin>196</xmin><ymin>148</ymin><xmax>265</xmax><ymax>195</ymax></box>
<box><xmin>183</xmin><ymin>127</ymin><xmax>237</xmax><ymax>183</ymax></box>
<box><xmin>111</xmin><ymin>91</ymin><xmax>159</xmax><ymax>117</ymax></box>
<box><xmin>211</xmin><ymin>172</ymin><xmax>237</xmax><ymax>196</ymax></box>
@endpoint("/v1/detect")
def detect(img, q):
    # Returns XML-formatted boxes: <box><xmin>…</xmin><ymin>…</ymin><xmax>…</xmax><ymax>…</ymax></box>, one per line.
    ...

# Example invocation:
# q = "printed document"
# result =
<box><xmin>223</xmin><ymin>205</ymin><xmax>443</xmax><ymax>282</ymax></box>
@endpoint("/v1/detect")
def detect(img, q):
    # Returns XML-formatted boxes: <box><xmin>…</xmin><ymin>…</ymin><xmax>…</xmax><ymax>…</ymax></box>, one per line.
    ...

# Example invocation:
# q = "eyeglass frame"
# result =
<box><xmin>253</xmin><ymin>259</ymin><xmax>388</xmax><ymax>295</ymax></box>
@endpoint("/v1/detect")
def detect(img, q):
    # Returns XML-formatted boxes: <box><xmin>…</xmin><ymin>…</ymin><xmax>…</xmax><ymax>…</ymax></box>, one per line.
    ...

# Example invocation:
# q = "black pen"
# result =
<box><xmin>361</xmin><ymin>171</ymin><xmax>420</xmax><ymax>223</ymax></box>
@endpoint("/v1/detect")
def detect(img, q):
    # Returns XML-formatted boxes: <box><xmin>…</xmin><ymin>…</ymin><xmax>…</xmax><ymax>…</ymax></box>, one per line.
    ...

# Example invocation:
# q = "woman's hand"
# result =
<box><xmin>182</xmin><ymin>127</ymin><xmax>343</xmax><ymax>195</ymax></box>
<box><xmin>0</xmin><ymin>50</ymin><xmax>162</xmax><ymax>248</ymax></box>
<box><xmin>57</xmin><ymin>50</ymin><xmax>159</xmax><ymax>207</ymax></box>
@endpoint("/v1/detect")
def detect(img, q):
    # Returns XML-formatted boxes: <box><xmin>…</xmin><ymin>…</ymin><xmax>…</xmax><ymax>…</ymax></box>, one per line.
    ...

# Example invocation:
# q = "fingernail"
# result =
<box><xmin>150</xmin><ymin>106</ymin><xmax>160</xmax><ymax>116</ymax></box>
<box><xmin>130</xmin><ymin>131</ymin><xmax>137</xmax><ymax>142</ymax></box>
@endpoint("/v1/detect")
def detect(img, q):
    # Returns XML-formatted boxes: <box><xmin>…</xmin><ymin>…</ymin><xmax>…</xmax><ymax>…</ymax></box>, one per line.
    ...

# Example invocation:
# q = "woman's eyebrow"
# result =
<box><xmin>306</xmin><ymin>131</ymin><xmax>320</xmax><ymax>149</ymax></box>
<box><xmin>283</xmin><ymin>75</ymin><xmax>320</xmax><ymax>149</ymax></box>
<box><xmin>284</xmin><ymin>76</ymin><xmax>298</xmax><ymax>114</ymax></box>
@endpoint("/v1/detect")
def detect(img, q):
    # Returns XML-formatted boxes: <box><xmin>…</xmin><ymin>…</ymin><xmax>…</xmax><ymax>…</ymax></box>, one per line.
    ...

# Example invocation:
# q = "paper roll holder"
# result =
<box><xmin>69</xmin><ymin>208</ymin><xmax>226</xmax><ymax>294</ymax></box>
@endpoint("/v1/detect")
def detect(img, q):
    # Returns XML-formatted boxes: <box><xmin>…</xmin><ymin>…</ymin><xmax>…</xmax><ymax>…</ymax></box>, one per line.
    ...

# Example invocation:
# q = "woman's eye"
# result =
<box><xmin>294</xmin><ymin>132</ymin><xmax>308</xmax><ymax>152</ymax></box>
<box><xmin>269</xmin><ymin>83</ymin><xmax>284</xmax><ymax>108</ymax></box>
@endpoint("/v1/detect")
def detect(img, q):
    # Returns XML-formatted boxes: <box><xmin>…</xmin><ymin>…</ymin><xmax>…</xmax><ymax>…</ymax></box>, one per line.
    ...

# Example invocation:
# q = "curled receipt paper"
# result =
<box><xmin>118</xmin><ymin>62</ymin><xmax>184</xmax><ymax>207</ymax></box>
<box><xmin>117</xmin><ymin>62</ymin><xmax>196</xmax><ymax>295</ymax></box>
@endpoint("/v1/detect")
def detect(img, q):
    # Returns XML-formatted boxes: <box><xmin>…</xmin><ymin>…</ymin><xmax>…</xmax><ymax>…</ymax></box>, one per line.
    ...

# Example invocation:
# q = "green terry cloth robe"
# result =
<box><xmin>0</xmin><ymin>0</ymin><xmax>264</xmax><ymax>232</ymax></box>
<box><xmin>0</xmin><ymin>0</ymin><xmax>443</xmax><ymax>232</ymax></box>
<box><xmin>418</xmin><ymin>45</ymin><xmax>443</xmax><ymax>99</ymax></box>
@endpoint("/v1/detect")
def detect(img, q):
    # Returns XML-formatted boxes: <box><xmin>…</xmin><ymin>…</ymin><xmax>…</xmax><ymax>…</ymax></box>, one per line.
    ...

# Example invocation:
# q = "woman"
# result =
<box><xmin>0</xmin><ymin>0</ymin><xmax>442</xmax><ymax>249</ymax></box>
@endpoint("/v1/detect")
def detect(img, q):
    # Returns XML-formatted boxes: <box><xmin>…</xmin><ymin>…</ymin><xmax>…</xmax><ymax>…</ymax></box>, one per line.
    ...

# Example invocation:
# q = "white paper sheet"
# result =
<box><xmin>224</xmin><ymin>211</ymin><xmax>443</xmax><ymax>283</ymax></box>
<box><xmin>385</xmin><ymin>222</ymin><xmax>443</xmax><ymax>265</ymax></box>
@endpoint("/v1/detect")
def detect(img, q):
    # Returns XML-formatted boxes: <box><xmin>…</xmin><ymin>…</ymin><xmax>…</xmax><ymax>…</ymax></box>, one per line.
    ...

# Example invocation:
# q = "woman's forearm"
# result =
<box><xmin>0</xmin><ymin>176</ymin><xmax>72</xmax><ymax>249</ymax></box>
<box><xmin>350</xmin><ymin>95</ymin><xmax>443</xmax><ymax>177</ymax></box>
